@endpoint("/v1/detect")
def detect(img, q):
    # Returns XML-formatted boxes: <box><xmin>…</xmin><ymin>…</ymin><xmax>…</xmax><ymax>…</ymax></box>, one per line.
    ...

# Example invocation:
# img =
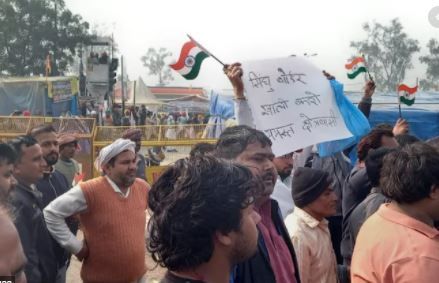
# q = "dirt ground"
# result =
<box><xmin>66</xmin><ymin>231</ymin><xmax>166</xmax><ymax>283</ymax></box>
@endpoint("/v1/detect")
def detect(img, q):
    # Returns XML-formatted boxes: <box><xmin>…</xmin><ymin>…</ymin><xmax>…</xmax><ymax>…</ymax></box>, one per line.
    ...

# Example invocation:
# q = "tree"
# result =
<box><xmin>419</xmin><ymin>39</ymin><xmax>439</xmax><ymax>90</ymax></box>
<box><xmin>140</xmin><ymin>47</ymin><xmax>173</xmax><ymax>86</ymax></box>
<box><xmin>0</xmin><ymin>0</ymin><xmax>93</xmax><ymax>76</ymax></box>
<box><xmin>350</xmin><ymin>18</ymin><xmax>420</xmax><ymax>92</ymax></box>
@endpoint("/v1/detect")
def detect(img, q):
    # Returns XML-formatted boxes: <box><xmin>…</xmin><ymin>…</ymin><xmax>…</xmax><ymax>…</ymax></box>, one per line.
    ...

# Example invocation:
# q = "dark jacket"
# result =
<box><xmin>341</xmin><ymin>188</ymin><xmax>389</xmax><ymax>265</ymax></box>
<box><xmin>136</xmin><ymin>153</ymin><xmax>147</xmax><ymax>180</ymax></box>
<box><xmin>139</xmin><ymin>108</ymin><xmax>147</xmax><ymax>125</ymax></box>
<box><xmin>341</xmin><ymin>167</ymin><xmax>371</xmax><ymax>219</ymax></box>
<box><xmin>9</xmin><ymin>183</ymin><xmax>58</xmax><ymax>283</ymax></box>
<box><xmin>234</xmin><ymin>200</ymin><xmax>301</xmax><ymax>283</ymax></box>
<box><xmin>305</xmin><ymin>96</ymin><xmax>373</xmax><ymax>215</ymax></box>
<box><xmin>36</xmin><ymin>170</ymin><xmax>77</xmax><ymax>268</ymax></box>
<box><xmin>36</xmin><ymin>170</ymin><xmax>70</xmax><ymax>208</ymax></box>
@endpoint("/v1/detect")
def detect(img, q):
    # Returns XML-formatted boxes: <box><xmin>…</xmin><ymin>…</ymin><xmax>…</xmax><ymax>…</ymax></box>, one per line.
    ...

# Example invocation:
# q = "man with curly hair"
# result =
<box><xmin>215</xmin><ymin>125</ymin><xmax>301</xmax><ymax>283</ymax></box>
<box><xmin>148</xmin><ymin>156</ymin><xmax>261</xmax><ymax>283</ymax></box>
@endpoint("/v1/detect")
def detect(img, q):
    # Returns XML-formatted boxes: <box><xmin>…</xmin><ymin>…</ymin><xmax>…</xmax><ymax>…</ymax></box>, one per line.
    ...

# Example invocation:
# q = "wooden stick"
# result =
<box><xmin>187</xmin><ymin>34</ymin><xmax>225</xmax><ymax>66</ymax></box>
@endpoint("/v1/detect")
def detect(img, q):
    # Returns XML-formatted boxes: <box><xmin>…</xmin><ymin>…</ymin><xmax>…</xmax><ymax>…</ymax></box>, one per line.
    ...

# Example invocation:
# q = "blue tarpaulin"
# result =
<box><xmin>369</xmin><ymin>108</ymin><xmax>439</xmax><ymax>140</ymax></box>
<box><xmin>204</xmin><ymin>91</ymin><xmax>235</xmax><ymax>138</ymax></box>
<box><xmin>317</xmin><ymin>80</ymin><xmax>371</xmax><ymax>157</ymax></box>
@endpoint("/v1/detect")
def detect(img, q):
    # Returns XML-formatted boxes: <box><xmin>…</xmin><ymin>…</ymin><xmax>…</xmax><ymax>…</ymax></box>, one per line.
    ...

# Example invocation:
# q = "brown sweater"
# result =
<box><xmin>79</xmin><ymin>176</ymin><xmax>149</xmax><ymax>283</ymax></box>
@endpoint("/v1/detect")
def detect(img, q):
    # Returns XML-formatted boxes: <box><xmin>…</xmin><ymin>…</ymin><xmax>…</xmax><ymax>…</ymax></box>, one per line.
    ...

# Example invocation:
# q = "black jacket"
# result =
<box><xmin>36</xmin><ymin>170</ymin><xmax>69</xmax><ymax>208</ymax></box>
<box><xmin>341</xmin><ymin>188</ymin><xmax>389</xmax><ymax>265</ymax></box>
<box><xmin>341</xmin><ymin>167</ymin><xmax>371</xmax><ymax>219</ymax></box>
<box><xmin>36</xmin><ymin>170</ymin><xmax>78</xmax><ymax>268</ymax></box>
<box><xmin>234</xmin><ymin>200</ymin><xmax>301</xmax><ymax>283</ymax></box>
<box><xmin>9</xmin><ymin>183</ymin><xmax>58</xmax><ymax>283</ymax></box>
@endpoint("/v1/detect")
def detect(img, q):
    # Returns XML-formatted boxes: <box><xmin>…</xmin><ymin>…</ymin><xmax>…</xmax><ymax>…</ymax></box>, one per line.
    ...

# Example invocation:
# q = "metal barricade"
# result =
<box><xmin>93</xmin><ymin>124</ymin><xmax>218</xmax><ymax>182</ymax></box>
<box><xmin>0</xmin><ymin>116</ymin><xmax>96</xmax><ymax>181</ymax></box>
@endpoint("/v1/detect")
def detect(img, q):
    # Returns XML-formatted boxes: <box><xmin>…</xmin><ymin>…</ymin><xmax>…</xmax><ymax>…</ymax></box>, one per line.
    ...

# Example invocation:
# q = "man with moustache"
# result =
<box><xmin>224</xmin><ymin>63</ymin><xmax>300</xmax><ymax>219</ymax></box>
<box><xmin>216</xmin><ymin>125</ymin><xmax>301</xmax><ymax>283</ymax></box>
<box><xmin>44</xmin><ymin>138</ymin><xmax>151</xmax><ymax>283</ymax></box>
<box><xmin>122</xmin><ymin>128</ymin><xmax>147</xmax><ymax>180</ymax></box>
<box><xmin>30</xmin><ymin>124</ymin><xmax>73</xmax><ymax>283</ymax></box>
<box><xmin>55</xmin><ymin>133</ymin><xmax>81</xmax><ymax>187</ymax></box>
<box><xmin>285</xmin><ymin>167</ymin><xmax>339</xmax><ymax>283</ymax></box>
<box><xmin>29</xmin><ymin>125</ymin><xmax>70</xmax><ymax>208</ymax></box>
<box><xmin>8</xmin><ymin>135</ymin><xmax>58</xmax><ymax>283</ymax></box>
<box><xmin>271</xmin><ymin>151</ymin><xmax>298</xmax><ymax>218</ymax></box>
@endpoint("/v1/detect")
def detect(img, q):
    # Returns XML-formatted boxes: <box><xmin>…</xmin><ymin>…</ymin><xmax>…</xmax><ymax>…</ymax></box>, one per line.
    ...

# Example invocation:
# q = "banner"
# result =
<box><xmin>241</xmin><ymin>57</ymin><xmax>352</xmax><ymax>156</ymax></box>
<box><xmin>48</xmin><ymin>80</ymin><xmax>74</xmax><ymax>103</ymax></box>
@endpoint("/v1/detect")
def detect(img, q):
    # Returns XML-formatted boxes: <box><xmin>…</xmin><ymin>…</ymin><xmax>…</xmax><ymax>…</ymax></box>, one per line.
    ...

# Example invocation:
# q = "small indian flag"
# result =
<box><xmin>170</xmin><ymin>40</ymin><xmax>209</xmax><ymax>80</ymax></box>
<box><xmin>398</xmin><ymin>83</ymin><xmax>418</xmax><ymax>106</ymax></box>
<box><xmin>345</xmin><ymin>57</ymin><xmax>367</xmax><ymax>79</ymax></box>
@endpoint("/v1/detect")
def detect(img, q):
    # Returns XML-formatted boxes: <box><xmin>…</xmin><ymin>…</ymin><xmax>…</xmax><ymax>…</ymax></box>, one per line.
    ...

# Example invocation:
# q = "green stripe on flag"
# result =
<box><xmin>182</xmin><ymin>52</ymin><xmax>209</xmax><ymax>80</ymax></box>
<box><xmin>400</xmin><ymin>96</ymin><xmax>415</xmax><ymax>106</ymax></box>
<box><xmin>347</xmin><ymin>66</ymin><xmax>367</xmax><ymax>79</ymax></box>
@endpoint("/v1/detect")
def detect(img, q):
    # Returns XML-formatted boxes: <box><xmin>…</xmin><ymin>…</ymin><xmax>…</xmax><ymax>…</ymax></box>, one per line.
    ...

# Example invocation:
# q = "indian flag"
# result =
<box><xmin>170</xmin><ymin>41</ymin><xmax>209</xmax><ymax>80</ymax></box>
<box><xmin>398</xmin><ymin>84</ymin><xmax>418</xmax><ymax>106</ymax></box>
<box><xmin>345</xmin><ymin>57</ymin><xmax>367</xmax><ymax>79</ymax></box>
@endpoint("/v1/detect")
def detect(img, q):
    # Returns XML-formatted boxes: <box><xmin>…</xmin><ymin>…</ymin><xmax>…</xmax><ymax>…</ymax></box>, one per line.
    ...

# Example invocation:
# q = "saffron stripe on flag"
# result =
<box><xmin>170</xmin><ymin>41</ymin><xmax>197</xmax><ymax>70</ymax></box>
<box><xmin>345</xmin><ymin>57</ymin><xmax>365</xmax><ymax>69</ymax></box>
<box><xmin>172</xmin><ymin>46</ymin><xmax>204</xmax><ymax>75</ymax></box>
<box><xmin>347</xmin><ymin>66</ymin><xmax>367</xmax><ymax>79</ymax></box>
<box><xmin>182</xmin><ymin>52</ymin><xmax>209</xmax><ymax>80</ymax></box>
<box><xmin>397</xmin><ymin>84</ymin><xmax>418</xmax><ymax>94</ymax></box>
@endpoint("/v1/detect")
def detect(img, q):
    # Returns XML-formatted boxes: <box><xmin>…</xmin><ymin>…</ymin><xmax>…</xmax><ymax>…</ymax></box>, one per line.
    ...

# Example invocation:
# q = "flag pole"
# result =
<box><xmin>397</xmin><ymin>84</ymin><xmax>402</xmax><ymax>119</ymax></box>
<box><xmin>187</xmin><ymin>34</ymin><xmax>225</xmax><ymax>67</ymax></box>
<box><xmin>361</xmin><ymin>54</ymin><xmax>374</xmax><ymax>82</ymax></box>
<box><xmin>398</xmin><ymin>103</ymin><xmax>402</xmax><ymax>119</ymax></box>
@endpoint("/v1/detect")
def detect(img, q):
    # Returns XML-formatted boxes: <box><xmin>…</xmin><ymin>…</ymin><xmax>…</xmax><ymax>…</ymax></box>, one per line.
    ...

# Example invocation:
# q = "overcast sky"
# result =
<box><xmin>65</xmin><ymin>0</ymin><xmax>439</xmax><ymax>91</ymax></box>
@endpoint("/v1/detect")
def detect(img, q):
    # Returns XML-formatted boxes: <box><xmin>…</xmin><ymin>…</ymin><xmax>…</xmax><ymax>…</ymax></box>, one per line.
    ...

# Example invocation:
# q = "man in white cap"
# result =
<box><xmin>44</xmin><ymin>138</ymin><xmax>151</xmax><ymax>283</ymax></box>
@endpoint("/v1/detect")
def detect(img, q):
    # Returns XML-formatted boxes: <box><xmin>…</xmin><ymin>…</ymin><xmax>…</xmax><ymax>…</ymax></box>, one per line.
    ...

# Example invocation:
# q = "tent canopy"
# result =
<box><xmin>114</xmin><ymin>77</ymin><xmax>165</xmax><ymax>106</ymax></box>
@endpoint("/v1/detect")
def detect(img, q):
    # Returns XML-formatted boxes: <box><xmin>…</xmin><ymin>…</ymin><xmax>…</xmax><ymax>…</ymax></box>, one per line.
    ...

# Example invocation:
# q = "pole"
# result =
<box><xmin>133</xmin><ymin>80</ymin><xmax>137</xmax><ymax>108</ymax></box>
<box><xmin>361</xmin><ymin>54</ymin><xmax>374</xmax><ymax>82</ymax></box>
<box><xmin>397</xmin><ymin>84</ymin><xmax>402</xmax><ymax>119</ymax></box>
<box><xmin>111</xmin><ymin>33</ymin><xmax>114</xmax><ymax>59</ymax></box>
<box><xmin>187</xmin><ymin>34</ymin><xmax>225</xmax><ymax>66</ymax></box>
<box><xmin>53</xmin><ymin>0</ymin><xmax>58</xmax><ymax>76</ymax></box>
<box><xmin>79</xmin><ymin>45</ymin><xmax>84</xmax><ymax>96</ymax></box>
<box><xmin>121</xmin><ymin>55</ymin><xmax>125</xmax><ymax>115</ymax></box>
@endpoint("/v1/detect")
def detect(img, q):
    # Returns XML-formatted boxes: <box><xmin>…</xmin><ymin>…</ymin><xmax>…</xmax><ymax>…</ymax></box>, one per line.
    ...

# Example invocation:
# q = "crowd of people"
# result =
<box><xmin>80</xmin><ymin>102</ymin><xmax>209</xmax><ymax>134</ymax></box>
<box><xmin>0</xmin><ymin>62</ymin><xmax>438</xmax><ymax>283</ymax></box>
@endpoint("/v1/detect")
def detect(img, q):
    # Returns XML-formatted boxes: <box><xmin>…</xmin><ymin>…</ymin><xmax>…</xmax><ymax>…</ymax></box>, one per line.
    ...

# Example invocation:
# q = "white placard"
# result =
<box><xmin>242</xmin><ymin>57</ymin><xmax>352</xmax><ymax>156</ymax></box>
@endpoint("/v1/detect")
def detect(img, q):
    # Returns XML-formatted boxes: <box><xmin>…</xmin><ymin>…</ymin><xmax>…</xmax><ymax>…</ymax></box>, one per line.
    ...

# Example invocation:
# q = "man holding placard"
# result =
<box><xmin>216</xmin><ymin>125</ymin><xmax>301</xmax><ymax>283</ymax></box>
<box><xmin>225</xmin><ymin>62</ymin><xmax>299</xmax><ymax>219</ymax></box>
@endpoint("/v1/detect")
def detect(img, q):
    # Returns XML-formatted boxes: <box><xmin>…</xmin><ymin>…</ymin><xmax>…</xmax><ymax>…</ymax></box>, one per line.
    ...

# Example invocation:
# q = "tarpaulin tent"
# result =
<box><xmin>0</xmin><ymin>76</ymin><xmax>79</xmax><ymax>116</ymax></box>
<box><xmin>114</xmin><ymin>77</ymin><xmax>165</xmax><ymax>112</ymax></box>
<box><xmin>369</xmin><ymin>107</ymin><xmax>439</xmax><ymax>140</ymax></box>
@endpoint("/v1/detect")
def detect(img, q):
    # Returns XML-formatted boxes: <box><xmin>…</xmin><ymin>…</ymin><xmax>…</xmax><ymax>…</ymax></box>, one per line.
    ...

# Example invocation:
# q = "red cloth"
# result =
<box><xmin>257</xmin><ymin>201</ymin><xmax>297</xmax><ymax>283</ymax></box>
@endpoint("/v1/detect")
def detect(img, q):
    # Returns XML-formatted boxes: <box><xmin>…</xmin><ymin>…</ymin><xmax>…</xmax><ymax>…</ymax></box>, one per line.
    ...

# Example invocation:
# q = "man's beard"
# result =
<box><xmin>278</xmin><ymin>169</ymin><xmax>292</xmax><ymax>181</ymax></box>
<box><xmin>230</xmin><ymin>230</ymin><xmax>259</xmax><ymax>264</ymax></box>
<box><xmin>45</xmin><ymin>152</ymin><xmax>59</xmax><ymax>166</ymax></box>
<box><xmin>119</xmin><ymin>174</ymin><xmax>136</xmax><ymax>188</ymax></box>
